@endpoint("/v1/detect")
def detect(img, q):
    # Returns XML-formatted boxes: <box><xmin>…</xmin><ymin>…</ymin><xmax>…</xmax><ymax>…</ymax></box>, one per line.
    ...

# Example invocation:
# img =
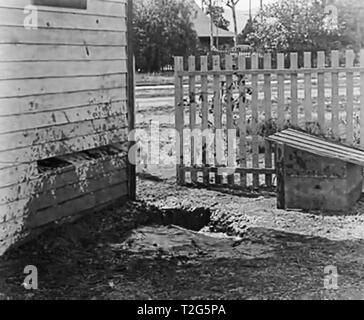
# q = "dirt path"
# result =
<box><xmin>1</xmin><ymin>177</ymin><xmax>364</xmax><ymax>300</ymax></box>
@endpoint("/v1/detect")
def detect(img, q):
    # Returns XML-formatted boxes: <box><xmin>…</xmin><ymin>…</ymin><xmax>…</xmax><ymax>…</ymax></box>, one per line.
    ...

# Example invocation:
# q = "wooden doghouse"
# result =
<box><xmin>0</xmin><ymin>0</ymin><xmax>135</xmax><ymax>255</ymax></box>
<box><xmin>267</xmin><ymin>129</ymin><xmax>364</xmax><ymax>212</ymax></box>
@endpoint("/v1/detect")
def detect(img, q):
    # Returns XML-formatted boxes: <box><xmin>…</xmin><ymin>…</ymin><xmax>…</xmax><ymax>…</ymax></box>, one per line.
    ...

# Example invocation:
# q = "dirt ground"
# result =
<box><xmin>1</xmin><ymin>79</ymin><xmax>364</xmax><ymax>300</ymax></box>
<box><xmin>1</xmin><ymin>175</ymin><xmax>364</xmax><ymax>300</ymax></box>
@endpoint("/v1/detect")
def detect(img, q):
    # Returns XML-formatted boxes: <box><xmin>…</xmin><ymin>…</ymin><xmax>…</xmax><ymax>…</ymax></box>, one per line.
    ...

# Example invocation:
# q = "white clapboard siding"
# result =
<box><xmin>0</xmin><ymin>87</ymin><xmax>126</xmax><ymax>116</ymax></box>
<box><xmin>0</xmin><ymin>60</ymin><xmax>127</xmax><ymax>80</ymax></box>
<box><xmin>0</xmin><ymin>0</ymin><xmax>126</xmax><ymax>17</ymax></box>
<box><xmin>0</xmin><ymin>44</ymin><xmax>126</xmax><ymax>61</ymax></box>
<box><xmin>0</xmin><ymin>7</ymin><xmax>126</xmax><ymax>32</ymax></box>
<box><xmin>0</xmin><ymin>27</ymin><xmax>126</xmax><ymax>46</ymax></box>
<box><xmin>0</xmin><ymin>0</ymin><xmax>130</xmax><ymax>254</ymax></box>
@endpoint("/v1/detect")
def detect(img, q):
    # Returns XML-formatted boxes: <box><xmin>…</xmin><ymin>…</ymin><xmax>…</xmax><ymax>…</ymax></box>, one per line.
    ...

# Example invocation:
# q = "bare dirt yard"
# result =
<box><xmin>1</xmin><ymin>176</ymin><xmax>364</xmax><ymax>300</ymax></box>
<box><xmin>1</xmin><ymin>78</ymin><xmax>364</xmax><ymax>300</ymax></box>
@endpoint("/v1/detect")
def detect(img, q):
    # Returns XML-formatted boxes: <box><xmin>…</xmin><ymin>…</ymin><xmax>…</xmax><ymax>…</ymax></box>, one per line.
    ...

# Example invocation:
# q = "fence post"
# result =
<box><xmin>290</xmin><ymin>53</ymin><xmax>299</xmax><ymax>128</ymax></box>
<box><xmin>360</xmin><ymin>49</ymin><xmax>364</xmax><ymax>149</ymax></box>
<box><xmin>331</xmin><ymin>50</ymin><xmax>340</xmax><ymax>139</ymax></box>
<box><xmin>304</xmin><ymin>52</ymin><xmax>312</xmax><ymax>123</ymax></box>
<box><xmin>264</xmin><ymin>53</ymin><xmax>272</xmax><ymax>187</ymax></box>
<box><xmin>226</xmin><ymin>54</ymin><xmax>235</xmax><ymax>186</ymax></box>
<box><xmin>317</xmin><ymin>51</ymin><xmax>326</xmax><ymax>132</ymax></box>
<box><xmin>251</xmin><ymin>53</ymin><xmax>259</xmax><ymax>189</ymax></box>
<box><xmin>213</xmin><ymin>55</ymin><xmax>223</xmax><ymax>185</ymax></box>
<box><xmin>200</xmin><ymin>56</ymin><xmax>209</xmax><ymax>185</ymax></box>
<box><xmin>188</xmin><ymin>56</ymin><xmax>197</xmax><ymax>183</ymax></box>
<box><xmin>175</xmin><ymin>56</ymin><xmax>184</xmax><ymax>185</ymax></box>
<box><xmin>238</xmin><ymin>55</ymin><xmax>247</xmax><ymax>188</ymax></box>
<box><xmin>346</xmin><ymin>50</ymin><xmax>355</xmax><ymax>145</ymax></box>
<box><xmin>277</xmin><ymin>53</ymin><xmax>285</xmax><ymax>130</ymax></box>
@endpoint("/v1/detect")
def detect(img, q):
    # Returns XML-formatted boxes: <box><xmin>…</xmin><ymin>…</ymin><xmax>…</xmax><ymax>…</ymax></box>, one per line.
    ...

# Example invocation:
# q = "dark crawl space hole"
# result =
<box><xmin>146</xmin><ymin>207</ymin><xmax>212</xmax><ymax>232</ymax></box>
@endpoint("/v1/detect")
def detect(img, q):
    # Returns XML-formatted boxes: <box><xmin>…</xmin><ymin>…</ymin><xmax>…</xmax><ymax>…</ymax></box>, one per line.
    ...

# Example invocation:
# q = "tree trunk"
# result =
<box><xmin>231</xmin><ymin>4</ymin><xmax>238</xmax><ymax>45</ymax></box>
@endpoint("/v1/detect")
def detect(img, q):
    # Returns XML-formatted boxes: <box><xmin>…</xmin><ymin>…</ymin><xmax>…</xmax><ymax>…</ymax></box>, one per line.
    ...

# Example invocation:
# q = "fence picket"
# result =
<box><xmin>290</xmin><ymin>53</ymin><xmax>298</xmax><ymax>127</ymax></box>
<box><xmin>331</xmin><ymin>50</ymin><xmax>340</xmax><ymax>138</ymax></box>
<box><xmin>174</xmin><ymin>56</ymin><xmax>184</xmax><ymax>184</ymax></box>
<box><xmin>264</xmin><ymin>53</ymin><xmax>273</xmax><ymax>187</ymax></box>
<box><xmin>277</xmin><ymin>53</ymin><xmax>285</xmax><ymax>130</ymax></box>
<box><xmin>238</xmin><ymin>55</ymin><xmax>247</xmax><ymax>188</ymax></box>
<box><xmin>225</xmin><ymin>55</ymin><xmax>235</xmax><ymax>185</ymax></box>
<box><xmin>213</xmin><ymin>55</ymin><xmax>223</xmax><ymax>185</ymax></box>
<box><xmin>346</xmin><ymin>50</ymin><xmax>355</xmax><ymax>145</ymax></box>
<box><xmin>188</xmin><ymin>56</ymin><xmax>197</xmax><ymax>183</ymax></box>
<box><xmin>200</xmin><ymin>56</ymin><xmax>209</xmax><ymax>185</ymax></box>
<box><xmin>317</xmin><ymin>51</ymin><xmax>326</xmax><ymax>132</ymax></box>
<box><xmin>251</xmin><ymin>53</ymin><xmax>260</xmax><ymax>189</ymax></box>
<box><xmin>304</xmin><ymin>52</ymin><xmax>312</xmax><ymax>123</ymax></box>
<box><xmin>361</xmin><ymin>49</ymin><xmax>364</xmax><ymax>149</ymax></box>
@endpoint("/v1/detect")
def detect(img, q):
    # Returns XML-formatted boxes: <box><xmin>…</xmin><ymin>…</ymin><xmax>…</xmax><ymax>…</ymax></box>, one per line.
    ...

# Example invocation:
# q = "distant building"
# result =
<box><xmin>188</xmin><ymin>1</ymin><xmax>235</xmax><ymax>50</ymax></box>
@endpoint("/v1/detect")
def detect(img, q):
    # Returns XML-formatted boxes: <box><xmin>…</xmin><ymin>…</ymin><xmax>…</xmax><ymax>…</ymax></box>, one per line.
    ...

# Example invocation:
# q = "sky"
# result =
<box><xmin>236</xmin><ymin>0</ymin><xmax>276</xmax><ymax>11</ymax></box>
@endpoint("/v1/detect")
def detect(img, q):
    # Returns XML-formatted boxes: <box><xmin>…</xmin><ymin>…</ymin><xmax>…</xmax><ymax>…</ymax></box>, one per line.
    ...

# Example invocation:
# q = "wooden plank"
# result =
<box><xmin>225</xmin><ymin>54</ymin><xmax>235</xmax><ymax>186</ymax></box>
<box><xmin>0</xmin><ymin>87</ymin><xmax>126</xmax><ymax>117</ymax></box>
<box><xmin>0</xmin><ymin>127</ymin><xmax>129</xmax><ymax>164</ymax></box>
<box><xmin>361</xmin><ymin>49</ymin><xmax>364</xmax><ymax>149</ymax></box>
<box><xmin>346</xmin><ymin>49</ymin><xmax>355</xmax><ymax>145</ymax></box>
<box><xmin>0</xmin><ymin>27</ymin><xmax>127</xmax><ymax>46</ymax></box>
<box><xmin>127</xmin><ymin>0</ymin><xmax>136</xmax><ymax>200</ymax></box>
<box><xmin>304</xmin><ymin>52</ymin><xmax>312</xmax><ymax>123</ymax></box>
<box><xmin>264</xmin><ymin>53</ymin><xmax>272</xmax><ymax>187</ymax></box>
<box><xmin>290</xmin><ymin>53</ymin><xmax>299</xmax><ymax>127</ymax></box>
<box><xmin>277</xmin><ymin>53</ymin><xmax>285</xmax><ymax>130</ymax></box>
<box><xmin>0</xmin><ymin>101</ymin><xmax>127</xmax><ymax>135</ymax></box>
<box><xmin>276</xmin><ymin>143</ymin><xmax>285</xmax><ymax>209</ymax></box>
<box><xmin>0</xmin><ymin>44</ymin><xmax>126</xmax><ymax>62</ymax></box>
<box><xmin>0</xmin><ymin>159</ymin><xmax>128</xmax><ymax>205</ymax></box>
<box><xmin>251</xmin><ymin>53</ymin><xmax>259</xmax><ymax>189</ymax></box>
<box><xmin>331</xmin><ymin>50</ymin><xmax>340</xmax><ymax>138</ymax></box>
<box><xmin>34</xmin><ymin>169</ymin><xmax>128</xmax><ymax>211</ymax></box>
<box><xmin>0</xmin><ymin>151</ymin><xmax>127</xmax><ymax>189</ymax></box>
<box><xmin>0</xmin><ymin>73</ymin><xmax>126</xmax><ymax>98</ymax></box>
<box><xmin>188</xmin><ymin>56</ymin><xmax>197</xmax><ymax>177</ymax></box>
<box><xmin>213</xmin><ymin>55</ymin><xmax>223</xmax><ymax>185</ymax></box>
<box><xmin>0</xmin><ymin>7</ymin><xmax>126</xmax><ymax>32</ymax></box>
<box><xmin>0</xmin><ymin>60</ymin><xmax>127</xmax><ymax>80</ymax></box>
<box><xmin>283</xmin><ymin>129</ymin><xmax>364</xmax><ymax>159</ymax></box>
<box><xmin>317</xmin><ymin>51</ymin><xmax>326</xmax><ymax>132</ymax></box>
<box><xmin>238</xmin><ymin>55</ymin><xmax>247</xmax><ymax>188</ymax></box>
<box><xmin>200</xmin><ymin>56</ymin><xmax>209</xmax><ymax>185</ymax></box>
<box><xmin>0</xmin><ymin>113</ymin><xmax>128</xmax><ymax>151</ymax></box>
<box><xmin>175</xmin><ymin>57</ymin><xmax>184</xmax><ymax>185</ymax></box>
<box><xmin>268</xmin><ymin>131</ymin><xmax>364</xmax><ymax>166</ymax></box>
<box><xmin>27</xmin><ymin>182</ymin><xmax>129</xmax><ymax>229</ymax></box>
<box><xmin>178</xmin><ymin>67</ymin><xmax>364</xmax><ymax>77</ymax></box>
<box><xmin>0</xmin><ymin>0</ymin><xmax>126</xmax><ymax>17</ymax></box>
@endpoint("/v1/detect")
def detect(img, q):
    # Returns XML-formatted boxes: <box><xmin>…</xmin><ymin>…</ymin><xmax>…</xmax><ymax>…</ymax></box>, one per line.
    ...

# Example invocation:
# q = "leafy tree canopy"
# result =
<box><xmin>133</xmin><ymin>0</ymin><xmax>198</xmax><ymax>72</ymax></box>
<box><xmin>245</xmin><ymin>0</ymin><xmax>344</xmax><ymax>53</ymax></box>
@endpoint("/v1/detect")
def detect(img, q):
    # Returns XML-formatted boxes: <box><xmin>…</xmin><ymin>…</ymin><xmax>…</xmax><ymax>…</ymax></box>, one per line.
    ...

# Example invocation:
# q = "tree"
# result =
<box><xmin>225</xmin><ymin>0</ymin><xmax>241</xmax><ymax>45</ymax></box>
<box><xmin>206</xmin><ymin>5</ymin><xmax>230</xmax><ymax>31</ymax></box>
<box><xmin>133</xmin><ymin>0</ymin><xmax>198</xmax><ymax>72</ymax></box>
<box><xmin>246</xmin><ymin>0</ymin><xmax>344</xmax><ymax>53</ymax></box>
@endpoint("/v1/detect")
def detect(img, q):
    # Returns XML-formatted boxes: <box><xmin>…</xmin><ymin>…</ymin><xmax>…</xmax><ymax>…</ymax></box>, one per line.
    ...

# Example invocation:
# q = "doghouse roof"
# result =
<box><xmin>267</xmin><ymin>129</ymin><xmax>364</xmax><ymax>166</ymax></box>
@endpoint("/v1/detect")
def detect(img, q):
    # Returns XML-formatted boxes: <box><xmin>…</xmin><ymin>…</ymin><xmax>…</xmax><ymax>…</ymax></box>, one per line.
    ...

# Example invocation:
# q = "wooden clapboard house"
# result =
<box><xmin>0</xmin><ymin>0</ymin><xmax>135</xmax><ymax>255</ymax></box>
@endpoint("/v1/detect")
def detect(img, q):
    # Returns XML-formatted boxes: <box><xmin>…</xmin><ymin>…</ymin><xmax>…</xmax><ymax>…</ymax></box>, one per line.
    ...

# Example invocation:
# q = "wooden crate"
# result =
<box><xmin>268</xmin><ymin>129</ymin><xmax>364</xmax><ymax>211</ymax></box>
